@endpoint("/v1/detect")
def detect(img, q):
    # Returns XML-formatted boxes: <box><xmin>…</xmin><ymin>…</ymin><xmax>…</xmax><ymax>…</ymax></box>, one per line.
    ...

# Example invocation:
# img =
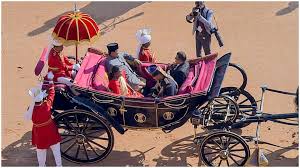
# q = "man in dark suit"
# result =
<box><xmin>169</xmin><ymin>51</ymin><xmax>190</xmax><ymax>88</ymax></box>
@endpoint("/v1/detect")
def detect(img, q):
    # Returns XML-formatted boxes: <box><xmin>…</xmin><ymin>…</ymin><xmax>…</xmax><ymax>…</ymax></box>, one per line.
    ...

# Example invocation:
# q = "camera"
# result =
<box><xmin>192</xmin><ymin>7</ymin><xmax>200</xmax><ymax>16</ymax></box>
<box><xmin>210</xmin><ymin>28</ymin><xmax>224</xmax><ymax>47</ymax></box>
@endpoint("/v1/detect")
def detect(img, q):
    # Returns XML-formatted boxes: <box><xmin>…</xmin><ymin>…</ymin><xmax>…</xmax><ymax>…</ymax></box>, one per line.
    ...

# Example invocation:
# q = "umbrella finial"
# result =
<box><xmin>74</xmin><ymin>2</ymin><xmax>80</xmax><ymax>12</ymax></box>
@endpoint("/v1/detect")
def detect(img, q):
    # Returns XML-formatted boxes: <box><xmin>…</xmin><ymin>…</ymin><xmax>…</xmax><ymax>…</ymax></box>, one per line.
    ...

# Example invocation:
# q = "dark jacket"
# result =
<box><xmin>170</xmin><ymin>62</ymin><xmax>190</xmax><ymax>88</ymax></box>
<box><xmin>150</xmin><ymin>75</ymin><xmax>178</xmax><ymax>97</ymax></box>
<box><xmin>159</xmin><ymin>76</ymin><xmax>178</xmax><ymax>97</ymax></box>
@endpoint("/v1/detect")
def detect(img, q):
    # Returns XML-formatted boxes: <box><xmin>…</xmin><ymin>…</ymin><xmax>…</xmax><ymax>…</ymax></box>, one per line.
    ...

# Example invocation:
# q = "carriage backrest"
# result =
<box><xmin>74</xmin><ymin>51</ymin><xmax>109</xmax><ymax>91</ymax></box>
<box><xmin>191</xmin><ymin>57</ymin><xmax>217</xmax><ymax>94</ymax></box>
<box><xmin>178</xmin><ymin>53</ymin><xmax>217</xmax><ymax>95</ymax></box>
<box><xmin>207</xmin><ymin>53</ymin><xmax>231</xmax><ymax>100</ymax></box>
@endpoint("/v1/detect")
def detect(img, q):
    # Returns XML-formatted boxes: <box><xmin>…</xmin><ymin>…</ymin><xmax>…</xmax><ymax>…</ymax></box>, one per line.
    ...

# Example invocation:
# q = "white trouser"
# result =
<box><xmin>36</xmin><ymin>143</ymin><xmax>62</xmax><ymax>167</ymax></box>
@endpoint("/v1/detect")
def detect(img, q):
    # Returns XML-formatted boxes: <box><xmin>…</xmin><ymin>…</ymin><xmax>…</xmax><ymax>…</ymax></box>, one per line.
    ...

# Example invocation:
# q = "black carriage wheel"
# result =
<box><xmin>199</xmin><ymin>95</ymin><xmax>239</xmax><ymax>127</ymax></box>
<box><xmin>54</xmin><ymin>109</ymin><xmax>114</xmax><ymax>163</ymax></box>
<box><xmin>226</xmin><ymin>63</ymin><xmax>248</xmax><ymax>91</ymax></box>
<box><xmin>199</xmin><ymin>131</ymin><xmax>250</xmax><ymax>167</ymax></box>
<box><xmin>220</xmin><ymin>87</ymin><xmax>257</xmax><ymax>128</ymax></box>
<box><xmin>220</xmin><ymin>87</ymin><xmax>257</xmax><ymax>117</ymax></box>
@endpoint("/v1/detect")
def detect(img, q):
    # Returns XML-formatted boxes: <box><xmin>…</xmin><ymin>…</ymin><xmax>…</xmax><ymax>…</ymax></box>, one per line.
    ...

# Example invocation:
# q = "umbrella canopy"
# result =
<box><xmin>52</xmin><ymin>11</ymin><xmax>100</xmax><ymax>46</ymax></box>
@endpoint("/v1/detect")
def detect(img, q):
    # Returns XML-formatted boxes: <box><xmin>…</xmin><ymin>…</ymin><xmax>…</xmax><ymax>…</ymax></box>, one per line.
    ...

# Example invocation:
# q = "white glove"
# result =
<box><xmin>47</xmin><ymin>71</ymin><xmax>54</xmax><ymax>80</ymax></box>
<box><xmin>134</xmin><ymin>59</ymin><xmax>142</xmax><ymax>65</ymax></box>
<box><xmin>24</xmin><ymin>101</ymin><xmax>35</xmax><ymax>121</ymax></box>
<box><xmin>73</xmin><ymin>64</ymin><xmax>80</xmax><ymax>71</ymax></box>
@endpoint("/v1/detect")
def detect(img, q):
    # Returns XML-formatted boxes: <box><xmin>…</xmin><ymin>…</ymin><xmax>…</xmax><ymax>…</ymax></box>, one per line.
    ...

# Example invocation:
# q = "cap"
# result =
<box><xmin>147</xmin><ymin>65</ymin><xmax>167</xmax><ymax>77</ymax></box>
<box><xmin>107</xmin><ymin>43</ymin><xmax>119</xmax><ymax>52</ymax></box>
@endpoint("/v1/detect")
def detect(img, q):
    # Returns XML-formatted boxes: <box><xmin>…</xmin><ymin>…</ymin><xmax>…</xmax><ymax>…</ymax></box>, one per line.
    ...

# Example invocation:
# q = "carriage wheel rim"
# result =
<box><xmin>197</xmin><ymin>95</ymin><xmax>239</xmax><ymax>127</ymax></box>
<box><xmin>220</xmin><ymin>87</ymin><xmax>257</xmax><ymax>117</ymax></box>
<box><xmin>55</xmin><ymin>109</ymin><xmax>114</xmax><ymax>163</ymax></box>
<box><xmin>199</xmin><ymin>131</ymin><xmax>250</xmax><ymax>167</ymax></box>
<box><xmin>210</xmin><ymin>95</ymin><xmax>239</xmax><ymax>124</ymax></box>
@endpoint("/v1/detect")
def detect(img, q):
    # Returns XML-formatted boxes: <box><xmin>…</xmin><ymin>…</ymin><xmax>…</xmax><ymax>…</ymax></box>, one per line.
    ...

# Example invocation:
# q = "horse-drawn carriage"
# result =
<box><xmin>49</xmin><ymin>48</ymin><xmax>241</xmax><ymax>163</ymax></box>
<box><xmin>47</xmin><ymin>48</ymin><xmax>297</xmax><ymax>166</ymax></box>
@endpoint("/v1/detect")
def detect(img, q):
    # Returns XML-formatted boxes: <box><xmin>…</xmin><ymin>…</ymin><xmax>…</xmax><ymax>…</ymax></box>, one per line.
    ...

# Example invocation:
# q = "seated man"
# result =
<box><xmin>147</xmin><ymin>65</ymin><xmax>178</xmax><ymax>97</ymax></box>
<box><xmin>105</xmin><ymin>43</ymin><xmax>146</xmax><ymax>91</ymax></box>
<box><xmin>168</xmin><ymin>51</ymin><xmax>190</xmax><ymax>88</ymax></box>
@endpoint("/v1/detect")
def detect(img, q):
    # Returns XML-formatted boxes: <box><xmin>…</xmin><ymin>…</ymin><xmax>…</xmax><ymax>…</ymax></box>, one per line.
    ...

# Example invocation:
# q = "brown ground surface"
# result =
<box><xmin>1</xmin><ymin>1</ymin><xmax>299</xmax><ymax>166</ymax></box>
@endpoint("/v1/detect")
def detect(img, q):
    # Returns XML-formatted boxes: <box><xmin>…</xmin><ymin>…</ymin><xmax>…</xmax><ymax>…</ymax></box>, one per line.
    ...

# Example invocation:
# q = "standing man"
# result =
<box><xmin>186</xmin><ymin>1</ymin><xmax>215</xmax><ymax>57</ymax></box>
<box><xmin>105</xmin><ymin>43</ymin><xmax>146</xmax><ymax>91</ymax></box>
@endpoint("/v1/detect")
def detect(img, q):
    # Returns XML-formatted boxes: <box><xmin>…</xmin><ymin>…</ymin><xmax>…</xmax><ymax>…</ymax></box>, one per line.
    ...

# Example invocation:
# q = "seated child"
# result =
<box><xmin>108</xmin><ymin>66</ymin><xmax>143</xmax><ymax>97</ymax></box>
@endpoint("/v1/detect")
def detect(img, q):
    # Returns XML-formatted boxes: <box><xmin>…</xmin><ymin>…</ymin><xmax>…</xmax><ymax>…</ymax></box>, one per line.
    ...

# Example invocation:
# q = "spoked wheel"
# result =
<box><xmin>220</xmin><ymin>87</ymin><xmax>257</xmax><ymax>127</ymax></box>
<box><xmin>54</xmin><ymin>109</ymin><xmax>114</xmax><ymax>163</ymax></box>
<box><xmin>229</xmin><ymin>63</ymin><xmax>248</xmax><ymax>90</ymax></box>
<box><xmin>199</xmin><ymin>131</ymin><xmax>250</xmax><ymax>167</ymax></box>
<box><xmin>199</xmin><ymin>95</ymin><xmax>239</xmax><ymax>127</ymax></box>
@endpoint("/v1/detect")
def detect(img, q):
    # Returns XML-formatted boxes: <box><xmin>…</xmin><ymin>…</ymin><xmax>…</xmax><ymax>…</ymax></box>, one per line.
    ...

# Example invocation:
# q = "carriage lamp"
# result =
<box><xmin>191</xmin><ymin>117</ymin><xmax>201</xmax><ymax>125</ymax></box>
<box><xmin>191</xmin><ymin>109</ymin><xmax>203</xmax><ymax>126</ymax></box>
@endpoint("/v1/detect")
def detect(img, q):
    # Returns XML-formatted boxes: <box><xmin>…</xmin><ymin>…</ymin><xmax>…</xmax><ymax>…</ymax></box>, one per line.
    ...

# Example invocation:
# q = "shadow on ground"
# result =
<box><xmin>266</xmin><ymin>143</ymin><xmax>299</xmax><ymax>166</ymax></box>
<box><xmin>27</xmin><ymin>1</ymin><xmax>148</xmax><ymax>37</ymax></box>
<box><xmin>153</xmin><ymin>129</ymin><xmax>242</xmax><ymax>166</ymax></box>
<box><xmin>276</xmin><ymin>1</ymin><xmax>298</xmax><ymax>16</ymax></box>
<box><xmin>1</xmin><ymin>131</ymin><xmax>154</xmax><ymax>166</ymax></box>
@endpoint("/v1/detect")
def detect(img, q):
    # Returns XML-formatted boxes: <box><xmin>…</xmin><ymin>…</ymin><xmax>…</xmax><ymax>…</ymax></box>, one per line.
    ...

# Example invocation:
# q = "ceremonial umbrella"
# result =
<box><xmin>52</xmin><ymin>9</ymin><xmax>100</xmax><ymax>62</ymax></box>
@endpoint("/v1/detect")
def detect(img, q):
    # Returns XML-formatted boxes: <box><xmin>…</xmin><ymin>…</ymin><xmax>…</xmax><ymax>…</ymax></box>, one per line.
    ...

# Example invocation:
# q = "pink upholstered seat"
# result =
<box><xmin>74</xmin><ymin>52</ymin><xmax>109</xmax><ymax>91</ymax></box>
<box><xmin>178</xmin><ymin>57</ymin><xmax>217</xmax><ymax>94</ymax></box>
<box><xmin>192</xmin><ymin>58</ymin><xmax>216</xmax><ymax>93</ymax></box>
<box><xmin>178</xmin><ymin>63</ymin><xmax>201</xmax><ymax>94</ymax></box>
<box><xmin>74</xmin><ymin>51</ymin><xmax>217</xmax><ymax>97</ymax></box>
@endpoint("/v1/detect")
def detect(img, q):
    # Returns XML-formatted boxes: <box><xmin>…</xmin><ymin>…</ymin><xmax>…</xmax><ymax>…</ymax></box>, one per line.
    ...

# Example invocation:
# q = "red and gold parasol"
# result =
<box><xmin>52</xmin><ymin>10</ymin><xmax>100</xmax><ymax>62</ymax></box>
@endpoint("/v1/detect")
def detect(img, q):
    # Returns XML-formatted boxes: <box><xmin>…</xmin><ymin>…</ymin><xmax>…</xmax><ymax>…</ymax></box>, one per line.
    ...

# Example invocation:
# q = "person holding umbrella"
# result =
<box><xmin>44</xmin><ymin>38</ymin><xmax>80</xmax><ymax>86</ymax></box>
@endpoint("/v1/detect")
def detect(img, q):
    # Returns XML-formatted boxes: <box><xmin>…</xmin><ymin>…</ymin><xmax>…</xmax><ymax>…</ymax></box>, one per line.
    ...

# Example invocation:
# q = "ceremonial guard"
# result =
<box><xmin>44</xmin><ymin>38</ymin><xmax>80</xmax><ymax>85</ymax></box>
<box><xmin>24</xmin><ymin>72</ymin><xmax>62</xmax><ymax>167</ymax></box>
<box><xmin>135</xmin><ymin>28</ymin><xmax>156</xmax><ymax>63</ymax></box>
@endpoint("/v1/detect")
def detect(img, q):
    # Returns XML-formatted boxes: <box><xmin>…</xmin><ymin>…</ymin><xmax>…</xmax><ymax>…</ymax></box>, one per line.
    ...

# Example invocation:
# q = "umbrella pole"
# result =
<box><xmin>75</xmin><ymin>44</ymin><xmax>78</xmax><ymax>64</ymax></box>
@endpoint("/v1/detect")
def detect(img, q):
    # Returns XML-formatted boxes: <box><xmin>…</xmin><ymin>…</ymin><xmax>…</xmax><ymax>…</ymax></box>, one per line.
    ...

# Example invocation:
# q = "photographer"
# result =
<box><xmin>186</xmin><ymin>1</ymin><xmax>223</xmax><ymax>57</ymax></box>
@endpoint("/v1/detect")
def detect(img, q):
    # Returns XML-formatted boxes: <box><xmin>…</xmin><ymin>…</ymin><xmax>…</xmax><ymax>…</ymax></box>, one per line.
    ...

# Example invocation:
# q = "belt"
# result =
<box><xmin>33</xmin><ymin>118</ymin><xmax>53</xmax><ymax>128</ymax></box>
<box><xmin>48</xmin><ymin>66</ymin><xmax>60</xmax><ymax>72</ymax></box>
